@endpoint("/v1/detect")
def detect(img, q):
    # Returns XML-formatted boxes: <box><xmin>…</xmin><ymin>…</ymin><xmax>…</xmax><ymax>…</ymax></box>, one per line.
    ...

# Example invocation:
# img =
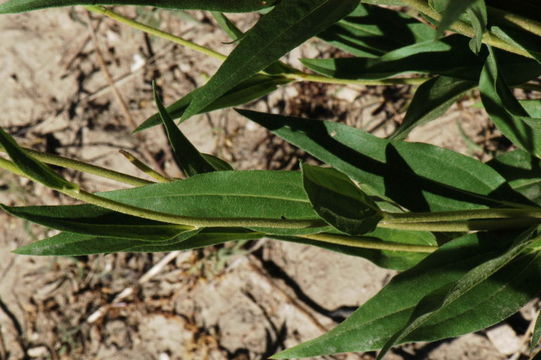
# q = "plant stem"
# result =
<box><xmin>299</xmin><ymin>233</ymin><xmax>436</xmax><ymax>253</ymax></box>
<box><xmin>0</xmin><ymin>146</ymin><xmax>152</xmax><ymax>187</ymax></box>
<box><xmin>84</xmin><ymin>5</ymin><xmax>227</xmax><ymax>62</ymax></box>
<box><xmin>119</xmin><ymin>150</ymin><xmax>171</xmax><ymax>183</ymax></box>
<box><xmin>385</xmin><ymin>208</ymin><xmax>541</xmax><ymax>222</ymax></box>
<box><xmin>65</xmin><ymin>188</ymin><xmax>327</xmax><ymax>229</ymax></box>
<box><xmin>488</xmin><ymin>6</ymin><xmax>541</xmax><ymax>38</ymax></box>
<box><xmin>85</xmin><ymin>5</ymin><xmax>429</xmax><ymax>88</ymax></box>
<box><xmin>284</xmin><ymin>72</ymin><xmax>429</xmax><ymax>86</ymax></box>
<box><xmin>401</xmin><ymin>0</ymin><xmax>532</xmax><ymax>59</ymax></box>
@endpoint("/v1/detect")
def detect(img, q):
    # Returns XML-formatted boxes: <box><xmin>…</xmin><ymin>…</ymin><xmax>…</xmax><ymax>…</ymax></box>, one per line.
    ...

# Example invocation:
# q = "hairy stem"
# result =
<box><xmin>385</xmin><ymin>208</ymin><xmax>541</xmax><ymax>222</ymax></box>
<box><xmin>401</xmin><ymin>0</ymin><xmax>533</xmax><ymax>59</ymax></box>
<box><xmin>0</xmin><ymin>146</ymin><xmax>152</xmax><ymax>187</ymax></box>
<box><xmin>119</xmin><ymin>150</ymin><xmax>171</xmax><ymax>183</ymax></box>
<box><xmin>299</xmin><ymin>233</ymin><xmax>436</xmax><ymax>253</ymax></box>
<box><xmin>488</xmin><ymin>6</ymin><xmax>541</xmax><ymax>38</ymax></box>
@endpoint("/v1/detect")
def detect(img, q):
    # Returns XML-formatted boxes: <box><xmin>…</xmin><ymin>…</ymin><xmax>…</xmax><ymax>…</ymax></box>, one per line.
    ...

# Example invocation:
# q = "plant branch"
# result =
<box><xmin>385</xmin><ymin>208</ymin><xmax>541</xmax><ymax>222</ymax></box>
<box><xmin>299</xmin><ymin>233</ymin><xmax>436</xmax><ymax>253</ymax></box>
<box><xmin>0</xmin><ymin>147</ymin><xmax>152</xmax><ymax>187</ymax></box>
<box><xmin>85</xmin><ymin>5</ymin><xmax>429</xmax><ymax>88</ymax></box>
<box><xmin>400</xmin><ymin>0</ymin><xmax>533</xmax><ymax>59</ymax></box>
<box><xmin>119</xmin><ymin>150</ymin><xmax>172</xmax><ymax>183</ymax></box>
<box><xmin>488</xmin><ymin>6</ymin><xmax>541</xmax><ymax>38</ymax></box>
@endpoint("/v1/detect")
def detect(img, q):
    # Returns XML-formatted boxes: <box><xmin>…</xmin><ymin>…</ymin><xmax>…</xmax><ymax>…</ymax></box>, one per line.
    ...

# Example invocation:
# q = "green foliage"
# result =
<box><xmin>2</xmin><ymin>0</ymin><xmax>541</xmax><ymax>358</ymax></box>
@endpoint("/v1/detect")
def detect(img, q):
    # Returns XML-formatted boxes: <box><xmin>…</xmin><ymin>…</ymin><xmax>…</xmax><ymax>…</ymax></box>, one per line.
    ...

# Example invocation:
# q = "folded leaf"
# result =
<box><xmin>0</xmin><ymin>203</ymin><xmax>189</xmax><ymax>240</ymax></box>
<box><xmin>274</xmin><ymin>231</ymin><xmax>521</xmax><ymax>358</ymax></box>
<box><xmin>154</xmin><ymin>84</ymin><xmax>217</xmax><ymax>177</ymax></box>
<box><xmin>318</xmin><ymin>3</ymin><xmax>435</xmax><ymax>57</ymax></box>
<box><xmin>479</xmin><ymin>48</ymin><xmax>541</xmax><ymax>158</ymax></box>
<box><xmin>491</xmin><ymin>26</ymin><xmax>541</xmax><ymax>64</ymax></box>
<box><xmin>301</xmin><ymin>35</ymin><xmax>483</xmax><ymax>81</ymax></box>
<box><xmin>392</xmin><ymin>75</ymin><xmax>475</xmax><ymax>140</ymax></box>
<box><xmin>239</xmin><ymin>110</ymin><xmax>531</xmax><ymax>212</ymax></box>
<box><xmin>0</xmin><ymin>128</ymin><xmax>76</xmax><ymax>190</ymax></box>
<box><xmin>136</xmin><ymin>74</ymin><xmax>291</xmax><ymax>132</ymax></box>
<box><xmin>182</xmin><ymin>0</ymin><xmax>358</xmax><ymax>120</ymax></box>
<box><xmin>301</xmin><ymin>164</ymin><xmax>382</xmax><ymax>235</ymax></box>
<box><xmin>0</xmin><ymin>0</ymin><xmax>276</xmax><ymax>13</ymax></box>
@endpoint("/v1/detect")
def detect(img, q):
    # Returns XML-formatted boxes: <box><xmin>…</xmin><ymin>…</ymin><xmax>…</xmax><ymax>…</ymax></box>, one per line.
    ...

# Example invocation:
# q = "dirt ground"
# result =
<box><xmin>0</xmin><ymin>5</ymin><xmax>538</xmax><ymax>360</ymax></box>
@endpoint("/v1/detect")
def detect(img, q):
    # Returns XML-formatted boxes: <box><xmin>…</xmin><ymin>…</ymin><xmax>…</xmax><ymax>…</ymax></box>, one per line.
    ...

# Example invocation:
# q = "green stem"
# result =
<box><xmin>65</xmin><ymin>188</ymin><xmax>327</xmax><ymax>229</ymax></box>
<box><xmin>0</xmin><ymin>146</ymin><xmax>152</xmax><ymax>187</ymax></box>
<box><xmin>84</xmin><ymin>5</ymin><xmax>227</xmax><ymax>62</ymax></box>
<box><xmin>299</xmin><ymin>233</ymin><xmax>436</xmax><ymax>253</ymax></box>
<box><xmin>119</xmin><ymin>150</ymin><xmax>171</xmax><ymax>183</ymax></box>
<box><xmin>384</xmin><ymin>208</ymin><xmax>541</xmax><ymax>222</ymax></box>
<box><xmin>285</xmin><ymin>73</ymin><xmax>429</xmax><ymax>86</ymax></box>
<box><xmin>380</xmin><ymin>218</ymin><xmax>541</xmax><ymax>232</ymax></box>
<box><xmin>401</xmin><ymin>0</ymin><xmax>532</xmax><ymax>59</ymax></box>
<box><xmin>488</xmin><ymin>6</ymin><xmax>541</xmax><ymax>38</ymax></box>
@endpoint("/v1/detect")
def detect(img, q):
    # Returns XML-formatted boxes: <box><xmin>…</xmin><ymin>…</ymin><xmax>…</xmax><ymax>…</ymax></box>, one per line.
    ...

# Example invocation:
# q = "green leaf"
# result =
<box><xmin>479</xmin><ymin>48</ymin><xmax>541</xmax><ymax>158</ymax></box>
<box><xmin>532</xmin><ymin>310</ymin><xmax>541</xmax><ymax>352</ymax></box>
<box><xmin>0</xmin><ymin>203</ymin><xmax>189</xmax><ymax>240</ymax></box>
<box><xmin>392</xmin><ymin>76</ymin><xmax>476</xmax><ymax>140</ymax></box>
<box><xmin>0</xmin><ymin>128</ymin><xmax>76</xmax><ymax>190</ymax></box>
<box><xmin>154</xmin><ymin>84</ymin><xmax>216</xmax><ymax>177</ymax></box>
<box><xmin>98</xmin><ymin>170</ymin><xmax>321</xmax><ymax>222</ymax></box>
<box><xmin>317</xmin><ymin>3</ymin><xmax>435</xmax><ymax>57</ymax></box>
<box><xmin>211</xmin><ymin>12</ymin><xmax>244</xmax><ymax>41</ymax></box>
<box><xmin>466</xmin><ymin>0</ymin><xmax>487</xmax><ymax>54</ymax></box>
<box><xmin>14</xmin><ymin>229</ymin><xmax>203</xmax><ymax>256</ymax></box>
<box><xmin>201</xmin><ymin>153</ymin><xmax>233</xmax><ymax>171</ymax></box>
<box><xmin>0</xmin><ymin>0</ymin><xmax>276</xmax><ymax>13</ymax></box>
<box><xmin>488</xmin><ymin>149</ymin><xmax>541</xmax><ymax>206</ymax></box>
<box><xmin>377</xmin><ymin>227</ymin><xmax>538</xmax><ymax>358</ymax></box>
<box><xmin>301</xmin><ymin>35</ymin><xmax>483</xmax><ymax>81</ymax></box>
<box><xmin>135</xmin><ymin>74</ymin><xmax>291</xmax><ymax>132</ymax></box>
<box><xmin>491</xmin><ymin>26</ymin><xmax>541</xmax><ymax>64</ymax></box>
<box><xmin>239</xmin><ymin>110</ymin><xmax>530</xmax><ymax>212</ymax></box>
<box><xmin>301</xmin><ymin>164</ymin><xmax>382</xmax><ymax>235</ymax></box>
<box><xmin>274</xmin><ymin>231</ymin><xmax>523</xmax><ymax>358</ymax></box>
<box><xmin>181</xmin><ymin>0</ymin><xmax>358</xmax><ymax>120</ymax></box>
<box><xmin>432</xmin><ymin>0</ymin><xmax>479</xmax><ymax>36</ymax></box>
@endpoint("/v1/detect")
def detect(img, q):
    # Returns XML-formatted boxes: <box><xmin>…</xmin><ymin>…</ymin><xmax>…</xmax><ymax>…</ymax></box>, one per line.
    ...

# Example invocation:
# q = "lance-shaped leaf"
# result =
<box><xmin>0</xmin><ymin>128</ymin><xmax>76</xmax><ymax>190</ymax></box>
<box><xmin>488</xmin><ymin>149</ymin><xmax>541</xmax><ymax>206</ymax></box>
<box><xmin>317</xmin><ymin>3</ymin><xmax>435</xmax><ymax>57</ymax></box>
<box><xmin>479</xmin><ymin>48</ymin><xmax>541</xmax><ymax>158</ymax></box>
<box><xmin>301</xmin><ymin>164</ymin><xmax>382</xmax><ymax>235</ymax></box>
<box><xmin>301</xmin><ymin>35</ymin><xmax>483</xmax><ymax>81</ymax></box>
<box><xmin>466</xmin><ymin>0</ymin><xmax>487</xmax><ymax>53</ymax></box>
<box><xmin>377</xmin><ymin>227</ymin><xmax>539</xmax><ymax>358</ymax></box>
<box><xmin>0</xmin><ymin>203</ymin><xmax>189</xmax><ymax>240</ymax></box>
<box><xmin>392</xmin><ymin>76</ymin><xmax>476</xmax><ymax>140</ymax></box>
<box><xmin>181</xmin><ymin>0</ymin><xmax>358</xmax><ymax>120</ymax></box>
<box><xmin>430</xmin><ymin>0</ymin><xmax>486</xmax><ymax>40</ymax></box>
<box><xmin>238</xmin><ymin>110</ymin><xmax>531</xmax><ymax>212</ymax></box>
<box><xmin>273</xmin><ymin>231</ymin><xmax>527</xmax><ymax>358</ymax></box>
<box><xmin>154</xmin><ymin>84</ymin><xmax>217</xmax><ymax>177</ymax></box>
<box><xmin>491</xmin><ymin>26</ymin><xmax>541</xmax><ymax>64</ymax></box>
<box><xmin>0</xmin><ymin>0</ymin><xmax>276</xmax><ymax>13</ymax></box>
<box><xmin>135</xmin><ymin>74</ymin><xmax>291</xmax><ymax>132</ymax></box>
<box><xmin>532</xmin><ymin>310</ymin><xmax>541</xmax><ymax>352</ymax></box>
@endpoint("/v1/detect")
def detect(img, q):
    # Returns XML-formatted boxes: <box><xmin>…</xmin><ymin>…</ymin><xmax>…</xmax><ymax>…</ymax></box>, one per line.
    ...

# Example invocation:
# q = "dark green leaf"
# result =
<box><xmin>378</xmin><ymin>227</ymin><xmax>538</xmax><ymax>358</ymax></box>
<box><xmin>0</xmin><ymin>0</ymin><xmax>276</xmax><ymax>13</ymax></box>
<box><xmin>0</xmin><ymin>128</ymin><xmax>76</xmax><ymax>190</ymax></box>
<box><xmin>392</xmin><ymin>76</ymin><xmax>476</xmax><ymax>140</ymax></box>
<box><xmin>0</xmin><ymin>203</ymin><xmax>189</xmax><ymax>240</ymax></box>
<box><xmin>479</xmin><ymin>48</ymin><xmax>541</xmax><ymax>157</ymax></box>
<box><xmin>488</xmin><ymin>149</ymin><xmax>541</xmax><ymax>206</ymax></box>
<box><xmin>302</xmin><ymin>35</ymin><xmax>483</xmax><ymax>81</ymax></box>
<box><xmin>318</xmin><ymin>3</ymin><xmax>435</xmax><ymax>57</ymax></box>
<box><xmin>201</xmin><ymin>153</ymin><xmax>233</xmax><ymax>171</ymax></box>
<box><xmin>135</xmin><ymin>74</ymin><xmax>291</xmax><ymax>132</ymax></box>
<box><xmin>432</xmin><ymin>0</ymin><xmax>477</xmax><ymax>36</ymax></box>
<box><xmin>181</xmin><ymin>0</ymin><xmax>358</xmax><ymax>120</ymax></box>
<box><xmin>301</xmin><ymin>164</ymin><xmax>382</xmax><ymax>235</ymax></box>
<box><xmin>239</xmin><ymin>110</ymin><xmax>530</xmax><ymax>212</ymax></box>
<box><xmin>274</xmin><ymin>231</ymin><xmax>523</xmax><ymax>358</ymax></box>
<box><xmin>154</xmin><ymin>84</ymin><xmax>216</xmax><ymax>176</ymax></box>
